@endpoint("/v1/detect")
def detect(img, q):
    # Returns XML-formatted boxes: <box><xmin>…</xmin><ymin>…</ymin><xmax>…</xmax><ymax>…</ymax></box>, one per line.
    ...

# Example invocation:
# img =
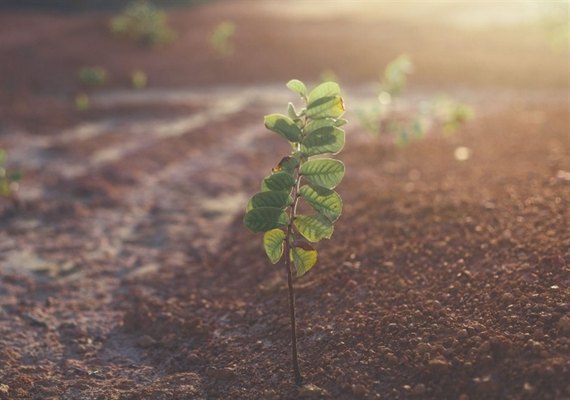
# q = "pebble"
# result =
<box><xmin>477</xmin><ymin>341</ymin><xmax>491</xmax><ymax>354</ymax></box>
<box><xmin>297</xmin><ymin>383</ymin><xmax>329</xmax><ymax>399</ymax></box>
<box><xmin>385</xmin><ymin>353</ymin><xmax>398</xmax><ymax>363</ymax></box>
<box><xmin>0</xmin><ymin>384</ymin><xmax>9</xmax><ymax>394</ymax></box>
<box><xmin>412</xmin><ymin>384</ymin><xmax>426</xmax><ymax>395</ymax></box>
<box><xmin>428</xmin><ymin>356</ymin><xmax>449</xmax><ymax>373</ymax></box>
<box><xmin>557</xmin><ymin>315</ymin><xmax>570</xmax><ymax>335</ymax></box>
<box><xmin>473</xmin><ymin>374</ymin><xmax>497</xmax><ymax>394</ymax></box>
<box><xmin>501</xmin><ymin>292</ymin><xmax>515</xmax><ymax>304</ymax></box>
<box><xmin>457</xmin><ymin>329</ymin><xmax>469</xmax><ymax>339</ymax></box>
<box><xmin>416</xmin><ymin>343</ymin><xmax>430</xmax><ymax>354</ymax></box>
<box><xmin>351</xmin><ymin>384</ymin><xmax>367</xmax><ymax>397</ymax></box>
<box><xmin>186</xmin><ymin>352</ymin><xmax>201</xmax><ymax>364</ymax></box>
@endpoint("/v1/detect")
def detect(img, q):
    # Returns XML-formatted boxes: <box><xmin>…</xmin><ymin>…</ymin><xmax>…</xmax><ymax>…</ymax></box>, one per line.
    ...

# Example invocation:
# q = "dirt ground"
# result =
<box><xmin>0</xmin><ymin>1</ymin><xmax>569</xmax><ymax>399</ymax></box>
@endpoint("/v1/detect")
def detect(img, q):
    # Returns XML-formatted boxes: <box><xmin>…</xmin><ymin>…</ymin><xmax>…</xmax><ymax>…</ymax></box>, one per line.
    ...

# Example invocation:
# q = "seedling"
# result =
<box><xmin>244</xmin><ymin>79</ymin><xmax>346</xmax><ymax>385</ymax></box>
<box><xmin>356</xmin><ymin>54</ymin><xmax>414</xmax><ymax>138</ymax></box>
<box><xmin>131</xmin><ymin>69</ymin><xmax>148</xmax><ymax>89</ymax></box>
<box><xmin>74</xmin><ymin>93</ymin><xmax>90</xmax><ymax>111</ymax></box>
<box><xmin>431</xmin><ymin>95</ymin><xmax>474</xmax><ymax>136</ymax></box>
<box><xmin>78</xmin><ymin>66</ymin><xmax>108</xmax><ymax>87</ymax></box>
<box><xmin>110</xmin><ymin>0</ymin><xmax>175</xmax><ymax>47</ymax></box>
<box><xmin>0</xmin><ymin>149</ymin><xmax>22</xmax><ymax>199</ymax></box>
<box><xmin>380</xmin><ymin>54</ymin><xmax>413</xmax><ymax>97</ymax></box>
<box><xmin>210</xmin><ymin>21</ymin><xmax>236</xmax><ymax>57</ymax></box>
<box><xmin>356</xmin><ymin>54</ymin><xmax>473</xmax><ymax>143</ymax></box>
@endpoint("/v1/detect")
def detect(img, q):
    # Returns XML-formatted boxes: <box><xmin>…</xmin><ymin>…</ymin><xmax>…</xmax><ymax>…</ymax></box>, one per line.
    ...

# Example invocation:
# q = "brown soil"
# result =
<box><xmin>0</xmin><ymin>1</ymin><xmax>569</xmax><ymax>399</ymax></box>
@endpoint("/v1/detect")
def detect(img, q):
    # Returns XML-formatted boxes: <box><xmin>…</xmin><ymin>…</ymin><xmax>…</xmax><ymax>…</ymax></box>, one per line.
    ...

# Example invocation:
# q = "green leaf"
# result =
<box><xmin>264</xmin><ymin>229</ymin><xmax>286</xmax><ymax>264</ymax></box>
<box><xmin>300</xmin><ymin>159</ymin><xmax>345</xmax><ymax>189</ymax></box>
<box><xmin>286</xmin><ymin>79</ymin><xmax>307</xmax><ymax>98</ymax></box>
<box><xmin>290</xmin><ymin>244</ymin><xmax>318</xmax><ymax>276</ymax></box>
<box><xmin>334</xmin><ymin>118</ymin><xmax>348</xmax><ymax>127</ymax></box>
<box><xmin>294</xmin><ymin>214</ymin><xmax>334</xmax><ymax>243</ymax></box>
<box><xmin>244</xmin><ymin>207</ymin><xmax>289</xmax><ymax>233</ymax></box>
<box><xmin>306</xmin><ymin>82</ymin><xmax>344</xmax><ymax>119</ymax></box>
<box><xmin>260</xmin><ymin>179</ymin><xmax>270</xmax><ymax>192</ymax></box>
<box><xmin>306</xmin><ymin>95</ymin><xmax>345</xmax><ymax>119</ymax></box>
<box><xmin>307</xmin><ymin>82</ymin><xmax>340</xmax><ymax>103</ymax></box>
<box><xmin>247</xmin><ymin>191</ymin><xmax>292</xmax><ymax>211</ymax></box>
<box><xmin>304</xmin><ymin>118</ymin><xmax>337</xmax><ymax>135</ymax></box>
<box><xmin>272</xmin><ymin>156</ymin><xmax>299</xmax><ymax>174</ymax></box>
<box><xmin>301</xmin><ymin>126</ymin><xmax>345</xmax><ymax>156</ymax></box>
<box><xmin>0</xmin><ymin>149</ymin><xmax>6</xmax><ymax>165</ymax></box>
<box><xmin>264</xmin><ymin>114</ymin><xmax>302</xmax><ymax>142</ymax></box>
<box><xmin>299</xmin><ymin>185</ymin><xmax>342</xmax><ymax>222</ymax></box>
<box><xmin>287</xmin><ymin>102</ymin><xmax>299</xmax><ymax>121</ymax></box>
<box><xmin>263</xmin><ymin>171</ymin><xmax>295</xmax><ymax>191</ymax></box>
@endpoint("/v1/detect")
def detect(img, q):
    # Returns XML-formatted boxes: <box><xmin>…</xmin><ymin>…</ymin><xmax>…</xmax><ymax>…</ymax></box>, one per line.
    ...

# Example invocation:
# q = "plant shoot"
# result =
<box><xmin>244</xmin><ymin>79</ymin><xmax>347</xmax><ymax>385</ymax></box>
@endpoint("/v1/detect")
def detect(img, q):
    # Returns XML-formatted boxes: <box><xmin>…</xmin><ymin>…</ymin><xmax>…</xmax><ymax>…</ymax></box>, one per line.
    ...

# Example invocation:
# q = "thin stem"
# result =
<box><xmin>284</xmin><ymin>164</ymin><xmax>303</xmax><ymax>385</ymax></box>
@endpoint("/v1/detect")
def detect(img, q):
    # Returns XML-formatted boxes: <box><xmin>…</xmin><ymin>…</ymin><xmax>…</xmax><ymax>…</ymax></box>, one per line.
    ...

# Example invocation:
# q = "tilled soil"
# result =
<box><xmin>1</xmin><ymin>87</ymin><xmax>568</xmax><ymax>400</ymax></box>
<box><xmin>0</xmin><ymin>1</ymin><xmax>569</xmax><ymax>399</ymax></box>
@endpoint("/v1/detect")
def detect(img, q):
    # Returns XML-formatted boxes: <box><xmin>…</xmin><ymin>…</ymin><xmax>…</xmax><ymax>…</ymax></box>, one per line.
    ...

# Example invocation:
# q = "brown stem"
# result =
<box><xmin>284</xmin><ymin>239</ymin><xmax>302</xmax><ymax>385</ymax></box>
<box><xmin>284</xmin><ymin>165</ymin><xmax>303</xmax><ymax>386</ymax></box>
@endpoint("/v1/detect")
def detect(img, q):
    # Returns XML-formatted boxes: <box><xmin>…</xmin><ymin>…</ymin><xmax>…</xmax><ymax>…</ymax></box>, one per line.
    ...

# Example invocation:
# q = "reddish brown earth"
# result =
<box><xmin>0</xmin><ymin>1</ymin><xmax>569</xmax><ymax>399</ymax></box>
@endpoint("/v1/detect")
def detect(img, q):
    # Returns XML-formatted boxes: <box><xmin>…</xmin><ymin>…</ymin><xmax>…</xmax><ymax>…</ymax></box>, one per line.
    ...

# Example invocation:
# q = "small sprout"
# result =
<box><xmin>210</xmin><ymin>21</ymin><xmax>236</xmax><ymax>57</ymax></box>
<box><xmin>381</xmin><ymin>54</ymin><xmax>413</xmax><ymax>97</ymax></box>
<box><xmin>74</xmin><ymin>93</ymin><xmax>90</xmax><ymax>111</ymax></box>
<box><xmin>357</xmin><ymin>54</ymin><xmax>474</xmax><ymax>141</ymax></box>
<box><xmin>78</xmin><ymin>66</ymin><xmax>108</xmax><ymax>87</ymax></box>
<box><xmin>131</xmin><ymin>69</ymin><xmax>148</xmax><ymax>89</ymax></box>
<box><xmin>244</xmin><ymin>79</ymin><xmax>346</xmax><ymax>385</ymax></box>
<box><xmin>432</xmin><ymin>96</ymin><xmax>475</xmax><ymax>135</ymax></box>
<box><xmin>110</xmin><ymin>0</ymin><xmax>176</xmax><ymax>47</ymax></box>
<box><xmin>0</xmin><ymin>149</ymin><xmax>22</xmax><ymax>198</ymax></box>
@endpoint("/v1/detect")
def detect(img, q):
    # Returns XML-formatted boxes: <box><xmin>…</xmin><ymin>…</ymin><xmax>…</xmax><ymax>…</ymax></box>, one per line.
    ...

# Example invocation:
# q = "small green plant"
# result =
<box><xmin>0</xmin><ymin>149</ymin><xmax>22</xmax><ymax>198</ymax></box>
<box><xmin>357</xmin><ymin>54</ymin><xmax>473</xmax><ymax>143</ymax></box>
<box><xmin>356</xmin><ymin>54</ymin><xmax>414</xmax><ymax>138</ymax></box>
<box><xmin>78</xmin><ymin>66</ymin><xmax>108</xmax><ymax>87</ymax></box>
<box><xmin>244</xmin><ymin>79</ymin><xmax>346</xmax><ymax>385</ymax></box>
<box><xmin>131</xmin><ymin>69</ymin><xmax>148</xmax><ymax>89</ymax></box>
<box><xmin>110</xmin><ymin>0</ymin><xmax>176</xmax><ymax>47</ymax></box>
<box><xmin>380</xmin><ymin>54</ymin><xmax>413</xmax><ymax>97</ymax></box>
<box><xmin>431</xmin><ymin>95</ymin><xmax>474</xmax><ymax>136</ymax></box>
<box><xmin>210</xmin><ymin>21</ymin><xmax>236</xmax><ymax>57</ymax></box>
<box><xmin>74</xmin><ymin>93</ymin><xmax>90</xmax><ymax>111</ymax></box>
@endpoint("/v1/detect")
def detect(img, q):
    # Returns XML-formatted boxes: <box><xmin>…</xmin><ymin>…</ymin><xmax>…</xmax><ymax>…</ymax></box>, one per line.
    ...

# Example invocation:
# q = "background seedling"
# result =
<box><xmin>357</xmin><ymin>54</ymin><xmax>474</xmax><ymax>144</ymax></box>
<box><xmin>131</xmin><ymin>69</ymin><xmax>148</xmax><ymax>89</ymax></box>
<box><xmin>244</xmin><ymin>79</ymin><xmax>347</xmax><ymax>385</ymax></box>
<box><xmin>210</xmin><ymin>21</ymin><xmax>236</xmax><ymax>57</ymax></box>
<box><xmin>0</xmin><ymin>149</ymin><xmax>22</xmax><ymax>199</ymax></box>
<box><xmin>431</xmin><ymin>95</ymin><xmax>474</xmax><ymax>136</ymax></box>
<box><xmin>78</xmin><ymin>66</ymin><xmax>108</xmax><ymax>87</ymax></box>
<box><xmin>110</xmin><ymin>0</ymin><xmax>176</xmax><ymax>47</ymax></box>
<box><xmin>74</xmin><ymin>93</ymin><xmax>90</xmax><ymax>111</ymax></box>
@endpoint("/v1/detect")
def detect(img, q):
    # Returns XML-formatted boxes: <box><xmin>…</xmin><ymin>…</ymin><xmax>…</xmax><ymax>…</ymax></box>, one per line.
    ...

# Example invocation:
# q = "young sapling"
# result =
<box><xmin>244</xmin><ymin>79</ymin><xmax>346</xmax><ymax>385</ymax></box>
